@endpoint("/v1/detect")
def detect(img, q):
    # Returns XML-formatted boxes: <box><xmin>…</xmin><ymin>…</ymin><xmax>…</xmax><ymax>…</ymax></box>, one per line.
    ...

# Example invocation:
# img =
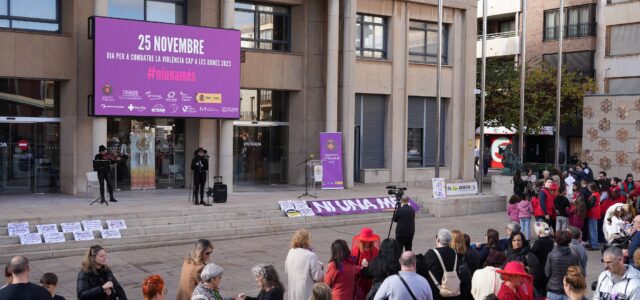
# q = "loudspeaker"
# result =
<box><xmin>213</xmin><ymin>183</ymin><xmax>227</xmax><ymax>203</ymax></box>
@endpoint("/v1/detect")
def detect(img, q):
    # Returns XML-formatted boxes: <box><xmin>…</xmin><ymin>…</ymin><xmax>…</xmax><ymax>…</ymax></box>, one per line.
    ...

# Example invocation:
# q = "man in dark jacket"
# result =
<box><xmin>0</xmin><ymin>256</ymin><xmax>51</xmax><ymax>300</ymax></box>
<box><xmin>190</xmin><ymin>148</ymin><xmax>209</xmax><ymax>206</ymax></box>
<box><xmin>94</xmin><ymin>145</ymin><xmax>120</xmax><ymax>203</ymax></box>
<box><xmin>393</xmin><ymin>195</ymin><xmax>415</xmax><ymax>251</ymax></box>
<box><xmin>545</xmin><ymin>230</ymin><xmax>580</xmax><ymax>299</ymax></box>
<box><xmin>626</xmin><ymin>215</ymin><xmax>640</xmax><ymax>264</ymax></box>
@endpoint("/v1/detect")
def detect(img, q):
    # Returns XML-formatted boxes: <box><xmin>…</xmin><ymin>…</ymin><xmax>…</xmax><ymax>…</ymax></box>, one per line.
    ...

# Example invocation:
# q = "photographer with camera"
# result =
<box><xmin>393</xmin><ymin>195</ymin><xmax>415</xmax><ymax>251</ymax></box>
<box><xmin>191</xmin><ymin>148</ymin><xmax>208</xmax><ymax>206</ymax></box>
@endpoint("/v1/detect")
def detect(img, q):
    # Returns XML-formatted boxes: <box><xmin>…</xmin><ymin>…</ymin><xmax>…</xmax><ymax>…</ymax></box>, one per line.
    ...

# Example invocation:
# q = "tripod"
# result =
<box><xmin>297</xmin><ymin>157</ymin><xmax>317</xmax><ymax>198</ymax></box>
<box><xmin>90</xmin><ymin>160</ymin><xmax>110</xmax><ymax>206</ymax></box>
<box><xmin>386</xmin><ymin>200</ymin><xmax>401</xmax><ymax>239</ymax></box>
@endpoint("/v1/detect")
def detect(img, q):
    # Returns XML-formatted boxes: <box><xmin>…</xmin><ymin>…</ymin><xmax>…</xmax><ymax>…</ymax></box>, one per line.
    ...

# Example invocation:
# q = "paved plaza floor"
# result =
<box><xmin>22</xmin><ymin>211</ymin><xmax>603</xmax><ymax>299</ymax></box>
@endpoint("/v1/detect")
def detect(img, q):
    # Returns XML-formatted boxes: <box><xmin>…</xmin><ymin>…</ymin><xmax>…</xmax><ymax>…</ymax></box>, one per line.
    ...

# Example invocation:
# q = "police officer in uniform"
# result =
<box><xmin>94</xmin><ymin>145</ymin><xmax>120</xmax><ymax>203</ymax></box>
<box><xmin>191</xmin><ymin>148</ymin><xmax>208</xmax><ymax>205</ymax></box>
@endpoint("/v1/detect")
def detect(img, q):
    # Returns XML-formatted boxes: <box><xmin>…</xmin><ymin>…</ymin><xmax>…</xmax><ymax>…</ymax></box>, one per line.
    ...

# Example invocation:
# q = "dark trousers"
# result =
<box><xmin>396</xmin><ymin>236</ymin><xmax>413</xmax><ymax>251</ymax></box>
<box><xmin>98</xmin><ymin>172</ymin><xmax>114</xmax><ymax>200</ymax></box>
<box><xmin>193</xmin><ymin>173</ymin><xmax>206</xmax><ymax>203</ymax></box>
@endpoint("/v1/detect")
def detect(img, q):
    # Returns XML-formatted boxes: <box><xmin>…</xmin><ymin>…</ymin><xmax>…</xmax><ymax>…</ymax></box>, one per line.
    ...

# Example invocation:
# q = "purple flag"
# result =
<box><xmin>320</xmin><ymin>132</ymin><xmax>344</xmax><ymax>189</ymax></box>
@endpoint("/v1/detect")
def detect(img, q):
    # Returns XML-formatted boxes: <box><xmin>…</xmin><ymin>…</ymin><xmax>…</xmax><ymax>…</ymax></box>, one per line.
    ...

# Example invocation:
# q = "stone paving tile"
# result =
<box><xmin>23</xmin><ymin>211</ymin><xmax>604</xmax><ymax>300</ymax></box>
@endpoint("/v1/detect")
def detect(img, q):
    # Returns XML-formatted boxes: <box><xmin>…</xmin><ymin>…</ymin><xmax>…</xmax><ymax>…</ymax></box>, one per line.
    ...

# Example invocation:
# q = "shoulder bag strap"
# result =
<box><xmin>396</xmin><ymin>274</ymin><xmax>418</xmax><ymax>300</ymax></box>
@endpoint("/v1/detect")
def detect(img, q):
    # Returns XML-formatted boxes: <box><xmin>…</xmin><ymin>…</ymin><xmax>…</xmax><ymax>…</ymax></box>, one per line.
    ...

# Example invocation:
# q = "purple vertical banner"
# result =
<box><xmin>320</xmin><ymin>132</ymin><xmax>344</xmax><ymax>189</ymax></box>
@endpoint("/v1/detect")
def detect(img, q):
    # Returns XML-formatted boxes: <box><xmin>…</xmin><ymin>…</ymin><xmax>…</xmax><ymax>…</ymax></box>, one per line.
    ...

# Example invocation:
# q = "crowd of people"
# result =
<box><xmin>1</xmin><ymin>165</ymin><xmax>640</xmax><ymax>299</ymax></box>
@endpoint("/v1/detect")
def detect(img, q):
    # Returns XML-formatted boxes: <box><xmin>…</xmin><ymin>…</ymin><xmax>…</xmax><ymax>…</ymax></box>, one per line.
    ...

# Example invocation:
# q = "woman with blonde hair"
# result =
<box><xmin>562</xmin><ymin>266</ymin><xmax>587</xmax><ymax>300</ymax></box>
<box><xmin>77</xmin><ymin>245</ymin><xmax>128</xmax><ymax>300</ymax></box>
<box><xmin>285</xmin><ymin>229</ymin><xmax>325</xmax><ymax>300</ymax></box>
<box><xmin>310</xmin><ymin>283</ymin><xmax>333</xmax><ymax>300</ymax></box>
<box><xmin>450</xmin><ymin>230</ymin><xmax>472</xmax><ymax>299</ymax></box>
<box><xmin>177</xmin><ymin>239</ymin><xmax>214</xmax><ymax>300</ymax></box>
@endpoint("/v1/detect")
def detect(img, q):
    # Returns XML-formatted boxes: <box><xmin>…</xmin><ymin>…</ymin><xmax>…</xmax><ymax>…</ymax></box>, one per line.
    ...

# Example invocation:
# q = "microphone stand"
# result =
<box><xmin>297</xmin><ymin>156</ymin><xmax>317</xmax><ymax>198</ymax></box>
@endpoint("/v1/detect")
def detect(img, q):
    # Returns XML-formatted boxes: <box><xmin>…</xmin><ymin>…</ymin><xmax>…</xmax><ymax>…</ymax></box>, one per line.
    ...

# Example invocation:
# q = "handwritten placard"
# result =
<box><xmin>278</xmin><ymin>200</ymin><xmax>295</xmax><ymax>211</ymax></box>
<box><xmin>36</xmin><ymin>224</ymin><xmax>58</xmax><ymax>234</ymax></box>
<box><xmin>298</xmin><ymin>207</ymin><xmax>316</xmax><ymax>217</ymax></box>
<box><xmin>43</xmin><ymin>232</ymin><xmax>66</xmax><ymax>244</ymax></box>
<box><xmin>106</xmin><ymin>220</ymin><xmax>127</xmax><ymax>230</ymax></box>
<box><xmin>293</xmin><ymin>200</ymin><xmax>310</xmax><ymax>210</ymax></box>
<box><xmin>100</xmin><ymin>229</ymin><xmax>121</xmax><ymax>239</ymax></box>
<box><xmin>73</xmin><ymin>231</ymin><xmax>95</xmax><ymax>241</ymax></box>
<box><xmin>19</xmin><ymin>233</ymin><xmax>42</xmax><ymax>245</ymax></box>
<box><xmin>61</xmin><ymin>222</ymin><xmax>83</xmax><ymax>233</ymax></box>
<box><xmin>8</xmin><ymin>222</ymin><xmax>30</xmax><ymax>236</ymax></box>
<box><xmin>82</xmin><ymin>220</ymin><xmax>103</xmax><ymax>231</ymax></box>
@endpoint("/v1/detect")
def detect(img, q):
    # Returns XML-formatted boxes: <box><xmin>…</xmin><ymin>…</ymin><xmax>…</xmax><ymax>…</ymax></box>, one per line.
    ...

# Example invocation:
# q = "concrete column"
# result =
<box><xmin>92</xmin><ymin>0</ymin><xmax>108</xmax><ymax>157</ymax></box>
<box><xmin>389</xmin><ymin>1</ymin><xmax>407</xmax><ymax>183</ymax></box>
<box><xmin>340</xmin><ymin>0</ymin><xmax>357</xmax><ymax>188</ymax></box>
<box><xmin>325</xmin><ymin>0</ymin><xmax>339</xmax><ymax>132</ymax></box>
<box><xmin>220</xmin><ymin>0</ymin><xmax>235</xmax><ymax>192</ymax></box>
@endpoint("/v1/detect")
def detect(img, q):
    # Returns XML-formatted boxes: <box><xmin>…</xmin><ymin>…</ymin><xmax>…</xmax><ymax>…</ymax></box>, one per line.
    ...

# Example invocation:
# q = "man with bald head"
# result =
<box><xmin>374</xmin><ymin>251</ymin><xmax>433</xmax><ymax>300</ymax></box>
<box><xmin>0</xmin><ymin>256</ymin><xmax>51</xmax><ymax>300</ymax></box>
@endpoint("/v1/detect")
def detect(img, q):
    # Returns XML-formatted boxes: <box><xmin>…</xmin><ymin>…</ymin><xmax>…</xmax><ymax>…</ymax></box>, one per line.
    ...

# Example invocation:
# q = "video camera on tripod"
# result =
<box><xmin>386</xmin><ymin>185</ymin><xmax>407</xmax><ymax>201</ymax></box>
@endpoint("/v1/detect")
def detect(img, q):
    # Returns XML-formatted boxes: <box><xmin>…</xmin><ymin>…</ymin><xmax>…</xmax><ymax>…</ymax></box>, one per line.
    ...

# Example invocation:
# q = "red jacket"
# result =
<box><xmin>532</xmin><ymin>196</ymin><xmax>545</xmax><ymax>217</ymax></box>
<box><xmin>587</xmin><ymin>192</ymin><xmax>601</xmax><ymax>220</ymax></box>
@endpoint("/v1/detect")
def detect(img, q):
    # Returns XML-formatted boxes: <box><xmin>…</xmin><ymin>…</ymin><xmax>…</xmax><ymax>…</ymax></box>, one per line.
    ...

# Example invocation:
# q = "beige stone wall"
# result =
<box><xmin>582</xmin><ymin>95</ymin><xmax>640</xmax><ymax>177</ymax></box>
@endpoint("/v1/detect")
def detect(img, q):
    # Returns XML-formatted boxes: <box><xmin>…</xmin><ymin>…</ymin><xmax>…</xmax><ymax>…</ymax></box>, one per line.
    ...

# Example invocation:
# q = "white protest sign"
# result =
<box><xmin>61</xmin><ymin>222</ymin><xmax>83</xmax><ymax>233</ymax></box>
<box><xmin>446</xmin><ymin>182</ymin><xmax>478</xmax><ymax>196</ymax></box>
<box><xmin>106</xmin><ymin>220</ymin><xmax>127</xmax><ymax>230</ymax></box>
<box><xmin>293</xmin><ymin>200</ymin><xmax>310</xmax><ymax>210</ymax></box>
<box><xmin>298</xmin><ymin>207</ymin><xmax>316</xmax><ymax>217</ymax></box>
<box><xmin>278</xmin><ymin>200</ymin><xmax>295</xmax><ymax>211</ymax></box>
<box><xmin>36</xmin><ymin>224</ymin><xmax>58</xmax><ymax>234</ymax></box>
<box><xmin>100</xmin><ymin>229</ymin><xmax>122</xmax><ymax>239</ymax></box>
<box><xmin>43</xmin><ymin>232</ymin><xmax>66</xmax><ymax>244</ymax></box>
<box><xmin>432</xmin><ymin>178</ymin><xmax>447</xmax><ymax>199</ymax></box>
<box><xmin>7</xmin><ymin>222</ymin><xmax>30</xmax><ymax>236</ymax></box>
<box><xmin>73</xmin><ymin>231</ymin><xmax>95</xmax><ymax>241</ymax></box>
<box><xmin>82</xmin><ymin>220</ymin><xmax>103</xmax><ymax>231</ymax></box>
<box><xmin>19</xmin><ymin>233</ymin><xmax>42</xmax><ymax>245</ymax></box>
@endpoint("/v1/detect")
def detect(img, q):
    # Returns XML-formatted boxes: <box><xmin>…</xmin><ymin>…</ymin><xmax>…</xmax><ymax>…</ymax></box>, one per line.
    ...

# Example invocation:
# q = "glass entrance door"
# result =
<box><xmin>0</xmin><ymin>123</ymin><xmax>33</xmax><ymax>192</ymax></box>
<box><xmin>233</xmin><ymin>125</ymin><xmax>288</xmax><ymax>186</ymax></box>
<box><xmin>0</xmin><ymin>122</ymin><xmax>60</xmax><ymax>193</ymax></box>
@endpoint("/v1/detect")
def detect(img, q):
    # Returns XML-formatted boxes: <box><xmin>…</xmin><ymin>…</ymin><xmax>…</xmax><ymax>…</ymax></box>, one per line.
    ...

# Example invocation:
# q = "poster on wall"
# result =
<box><xmin>91</xmin><ymin>17</ymin><xmax>240</xmax><ymax>118</ymax></box>
<box><xmin>490</xmin><ymin>136</ymin><xmax>512</xmax><ymax>169</ymax></box>
<box><xmin>130</xmin><ymin>128</ymin><xmax>156</xmax><ymax>189</ymax></box>
<box><xmin>320</xmin><ymin>133</ymin><xmax>344</xmax><ymax>189</ymax></box>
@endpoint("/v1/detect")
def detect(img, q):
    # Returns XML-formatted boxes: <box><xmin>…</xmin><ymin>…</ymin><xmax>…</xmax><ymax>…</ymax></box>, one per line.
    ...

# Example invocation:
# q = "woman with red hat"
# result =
<box><xmin>496</xmin><ymin>261</ymin><xmax>534</xmax><ymax>300</ymax></box>
<box><xmin>351</xmin><ymin>227</ymin><xmax>380</xmax><ymax>300</ymax></box>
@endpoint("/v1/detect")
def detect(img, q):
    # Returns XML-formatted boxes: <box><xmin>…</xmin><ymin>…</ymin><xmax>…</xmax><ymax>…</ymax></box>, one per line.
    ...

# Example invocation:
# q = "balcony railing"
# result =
<box><xmin>544</xmin><ymin>23</ymin><xmax>596</xmax><ymax>40</ymax></box>
<box><xmin>476</xmin><ymin>30</ymin><xmax>517</xmax><ymax>41</ymax></box>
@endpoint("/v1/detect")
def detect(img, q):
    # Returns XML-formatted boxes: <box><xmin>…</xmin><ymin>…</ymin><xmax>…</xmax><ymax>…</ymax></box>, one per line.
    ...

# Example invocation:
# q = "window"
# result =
<box><xmin>0</xmin><ymin>78</ymin><xmax>59</xmax><ymax>117</ymax></box>
<box><xmin>608</xmin><ymin>23</ymin><xmax>640</xmax><ymax>56</ymax></box>
<box><xmin>0</xmin><ymin>0</ymin><xmax>59</xmax><ymax>32</ymax></box>
<box><xmin>407</xmin><ymin>97</ymin><xmax>447</xmax><ymax>167</ymax></box>
<box><xmin>607</xmin><ymin>77</ymin><xmax>640</xmax><ymax>94</ymax></box>
<box><xmin>544</xmin><ymin>4</ymin><xmax>595</xmax><ymax>40</ymax></box>
<box><xmin>355</xmin><ymin>94</ymin><xmax>386</xmax><ymax>171</ymax></box>
<box><xmin>409</xmin><ymin>20</ymin><xmax>449</xmax><ymax>64</ymax></box>
<box><xmin>543</xmin><ymin>51</ymin><xmax>595</xmax><ymax>78</ymax></box>
<box><xmin>107</xmin><ymin>0</ymin><xmax>185</xmax><ymax>24</ymax></box>
<box><xmin>356</xmin><ymin>14</ymin><xmax>387</xmax><ymax>58</ymax></box>
<box><xmin>234</xmin><ymin>2</ymin><xmax>290</xmax><ymax>51</ymax></box>
<box><xmin>239</xmin><ymin>89</ymin><xmax>288</xmax><ymax>122</ymax></box>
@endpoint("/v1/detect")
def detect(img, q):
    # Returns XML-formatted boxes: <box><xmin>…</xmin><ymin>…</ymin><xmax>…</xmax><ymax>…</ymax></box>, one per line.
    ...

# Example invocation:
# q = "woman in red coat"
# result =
<box><xmin>324</xmin><ymin>239</ymin><xmax>356</xmax><ymax>300</ymax></box>
<box><xmin>496</xmin><ymin>261</ymin><xmax>534</xmax><ymax>300</ymax></box>
<box><xmin>351</xmin><ymin>227</ymin><xmax>380</xmax><ymax>300</ymax></box>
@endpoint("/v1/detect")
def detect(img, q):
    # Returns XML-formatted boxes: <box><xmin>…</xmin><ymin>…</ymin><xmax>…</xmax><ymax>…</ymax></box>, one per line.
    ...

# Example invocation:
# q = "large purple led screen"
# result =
<box><xmin>93</xmin><ymin>17</ymin><xmax>240</xmax><ymax>118</ymax></box>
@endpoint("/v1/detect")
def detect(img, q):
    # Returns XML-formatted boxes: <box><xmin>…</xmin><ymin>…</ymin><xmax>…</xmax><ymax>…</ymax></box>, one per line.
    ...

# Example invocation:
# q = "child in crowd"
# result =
<box><xmin>508</xmin><ymin>195</ymin><xmax>521</xmax><ymax>223</ymax></box>
<box><xmin>40</xmin><ymin>272</ymin><xmax>65</xmax><ymax>300</ymax></box>
<box><xmin>517</xmin><ymin>195</ymin><xmax>533</xmax><ymax>240</ymax></box>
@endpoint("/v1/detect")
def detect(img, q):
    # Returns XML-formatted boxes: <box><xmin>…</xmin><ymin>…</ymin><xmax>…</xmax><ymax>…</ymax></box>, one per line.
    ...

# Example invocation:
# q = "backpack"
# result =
<box><xmin>428</xmin><ymin>249</ymin><xmax>461</xmax><ymax>297</ymax></box>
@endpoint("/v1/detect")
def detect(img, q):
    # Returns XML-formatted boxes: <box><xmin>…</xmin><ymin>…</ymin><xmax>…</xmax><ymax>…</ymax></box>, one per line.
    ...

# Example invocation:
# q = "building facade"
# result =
<box><xmin>582</xmin><ymin>0</ymin><xmax>640</xmax><ymax>177</ymax></box>
<box><xmin>0</xmin><ymin>0</ymin><xmax>477</xmax><ymax>195</ymax></box>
